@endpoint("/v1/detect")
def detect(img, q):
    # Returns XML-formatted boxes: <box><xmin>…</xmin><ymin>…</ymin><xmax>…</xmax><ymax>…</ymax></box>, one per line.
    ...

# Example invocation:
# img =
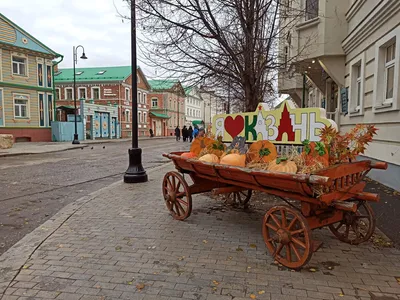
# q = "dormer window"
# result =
<box><xmin>96</xmin><ymin>70</ymin><xmax>106</xmax><ymax>75</ymax></box>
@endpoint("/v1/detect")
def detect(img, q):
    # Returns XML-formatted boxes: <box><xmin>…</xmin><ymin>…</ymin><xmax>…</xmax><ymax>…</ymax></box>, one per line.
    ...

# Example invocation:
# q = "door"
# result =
<box><xmin>102</xmin><ymin>113</ymin><xmax>109</xmax><ymax>138</ymax></box>
<box><xmin>153</xmin><ymin>121</ymin><xmax>156</xmax><ymax>136</ymax></box>
<box><xmin>156</xmin><ymin>120</ymin><xmax>162</xmax><ymax>136</ymax></box>
<box><xmin>94</xmin><ymin>112</ymin><xmax>101</xmax><ymax>138</ymax></box>
<box><xmin>111</xmin><ymin>117</ymin><xmax>116</xmax><ymax>138</ymax></box>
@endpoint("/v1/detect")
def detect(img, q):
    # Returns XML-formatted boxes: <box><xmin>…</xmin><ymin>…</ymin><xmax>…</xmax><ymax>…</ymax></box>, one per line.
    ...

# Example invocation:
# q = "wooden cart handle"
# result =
<box><xmin>370</xmin><ymin>162</ymin><xmax>388</xmax><ymax>170</ymax></box>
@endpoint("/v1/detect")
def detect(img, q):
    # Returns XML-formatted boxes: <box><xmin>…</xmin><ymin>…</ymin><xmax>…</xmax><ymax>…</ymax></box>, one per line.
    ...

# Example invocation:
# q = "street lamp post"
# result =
<box><xmin>123</xmin><ymin>0</ymin><xmax>148</xmax><ymax>183</ymax></box>
<box><xmin>72</xmin><ymin>45</ymin><xmax>87</xmax><ymax>145</ymax></box>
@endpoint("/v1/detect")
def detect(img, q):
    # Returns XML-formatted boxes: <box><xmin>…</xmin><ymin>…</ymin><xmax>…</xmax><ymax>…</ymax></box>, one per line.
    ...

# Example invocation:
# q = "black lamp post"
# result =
<box><xmin>124</xmin><ymin>0</ymin><xmax>148</xmax><ymax>183</ymax></box>
<box><xmin>72</xmin><ymin>45</ymin><xmax>87</xmax><ymax>144</ymax></box>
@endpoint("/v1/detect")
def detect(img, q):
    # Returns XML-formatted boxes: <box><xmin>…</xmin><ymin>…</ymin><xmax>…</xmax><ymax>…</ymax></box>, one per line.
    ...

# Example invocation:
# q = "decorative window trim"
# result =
<box><xmin>143</xmin><ymin>93</ymin><xmax>147</xmax><ymax>105</ymax></box>
<box><xmin>373</xmin><ymin>27</ymin><xmax>400</xmax><ymax>113</ymax></box>
<box><xmin>78</xmin><ymin>87</ymin><xmax>87</xmax><ymax>100</ymax></box>
<box><xmin>11</xmin><ymin>52</ymin><xmax>29</xmax><ymax>78</ymax></box>
<box><xmin>55</xmin><ymin>88</ymin><xmax>61</xmax><ymax>101</ymax></box>
<box><xmin>151</xmin><ymin>97</ymin><xmax>158</xmax><ymax>107</ymax></box>
<box><xmin>47</xmin><ymin>94</ymin><xmax>53</xmax><ymax>126</ymax></box>
<box><xmin>0</xmin><ymin>88</ymin><xmax>4</xmax><ymax>127</ymax></box>
<box><xmin>46</xmin><ymin>64</ymin><xmax>52</xmax><ymax>88</ymax></box>
<box><xmin>38</xmin><ymin>92</ymin><xmax>46</xmax><ymax>127</ymax></box>
<box><xmin>65</xmin><ymin>87</ymin><xmax>74</xmax><ymax>100</ymax></box>
<box><xmin>349</xmin><ymin>52</ymin><xmax>365</xmax><ymax>116</ymax></box>
<box><xmin>13</xmin><ymin>93</ymin><xmax>30</xmax><ymax>119</ymax></box>
<box><xmin>91</xmin><ymin>86</ymin><xmax>101</xmax><ymax>100</ymax></box>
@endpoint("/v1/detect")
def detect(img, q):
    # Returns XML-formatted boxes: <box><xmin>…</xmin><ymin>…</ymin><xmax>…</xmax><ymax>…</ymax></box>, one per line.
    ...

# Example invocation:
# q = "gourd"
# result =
<box><xmin>247</xmin><ymin>140</ymin><xmax>277</xmax><ymax>163</ymax></box>
<box><xmin>199</xmin><ymin>153</ymin><xmax>219</xmax><ymax>163</ymax></box>
<box><xmin>302</xmin><ymin>140</ymin><xmax>329</xmax><ymax>167</ymax></box>
<box><xmin>181</xmin><ymin>152</ymin><xmax>197</xmax><ymax>159</ymax></box>
<box><xmin>190</xmin><ymin>137</ymin><xmax>213</xmax><ymax>156</ymax></box>
<box><xmin>267</xmin><ymin>157</ymin><xmax>297</xmax><ymax>174</ymax></box>
<box><xmin>220</xmin><ymin>151</ymin><xmax>246</xmax><ymax>167</ymax></box>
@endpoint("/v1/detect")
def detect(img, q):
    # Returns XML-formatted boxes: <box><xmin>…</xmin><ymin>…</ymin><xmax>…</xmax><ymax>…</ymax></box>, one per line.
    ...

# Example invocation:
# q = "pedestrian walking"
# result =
<box><xmin>193</xmin><ymin>126</ymin><xmax>199</xmax><ymax>139</ymax></box>
<box><xmin>175</xmin><ymin>126</ymin><xmax>181</xmax><ymax>141</ymax></box>
<box><xmin>182</xmin><ymin>126</ymin><xmax>187</xmax><ymax>142</ymax></box>
<box><xmin>188</xmin><ymin>126</ymin><xmax>194</xmax><ymax>142</ymax></box>
<box><xmin>149</xmin><ymin>128</ymin><xmax>154</xmax><ymax>138</ymax></box>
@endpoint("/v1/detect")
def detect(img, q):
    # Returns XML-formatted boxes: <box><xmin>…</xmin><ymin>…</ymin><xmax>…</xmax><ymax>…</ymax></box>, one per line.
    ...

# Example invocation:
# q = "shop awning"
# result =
<box><xmin>57</xmin><ymin>105</ymin><xmax>76</xmax><ymax>110</ymax></box>
<box><xmin>150</xmin><ymin>112</ymin><xmax>170</xmax><ymax>119</ymax></box>
<box><xmin>192</xmin><ymin>120</ymin><xmax>204</xmax><ymax>126</ymax></box>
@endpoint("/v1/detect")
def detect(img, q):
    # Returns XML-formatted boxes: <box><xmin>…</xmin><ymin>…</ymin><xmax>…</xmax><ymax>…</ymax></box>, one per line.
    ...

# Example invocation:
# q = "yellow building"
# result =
<box><xmin>0</xmin><ymin>13</ymin><xmax>62</xmax><ymax>142</ymax></box>
<box><xmin>279</xmin><ymin>0</ymin><xmax>400</xmax><ymax>190</ymax></box>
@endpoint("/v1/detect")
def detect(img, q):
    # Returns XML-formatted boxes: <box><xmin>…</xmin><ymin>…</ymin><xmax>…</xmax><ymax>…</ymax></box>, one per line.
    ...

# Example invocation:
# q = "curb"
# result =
<box><xmin>0</xmin><ymin>145</ymin><xmax>89</xmax><ymax>158</ymax></box>
<box><xmin>0</xmin><ymin>162</ymin><xmax>173</xmax><ymax>297</ymax></box>
<box><xmin>81</xmin><ymin>136</ymin><xmax>174</xmax><ymax>145</ymax></box>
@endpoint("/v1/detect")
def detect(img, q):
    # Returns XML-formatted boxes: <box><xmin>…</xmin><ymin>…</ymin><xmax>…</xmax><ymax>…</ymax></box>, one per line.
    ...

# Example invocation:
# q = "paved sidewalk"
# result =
<box><xmin>0</xmin><ymin>137</ymin><xmax>173</xmax><ymax>157</ymax></box>
<box><xmin>1</xmin><ymin>163</ymin><xmax>400</xmax><ymax>300</ymax></box>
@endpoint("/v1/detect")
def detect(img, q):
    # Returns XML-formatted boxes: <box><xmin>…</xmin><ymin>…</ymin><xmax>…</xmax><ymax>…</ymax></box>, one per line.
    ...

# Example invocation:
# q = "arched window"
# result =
<box><xmin>138</xmin><ymin>111</ymin><xmax>142</xmax><ymax>123</ymax></box>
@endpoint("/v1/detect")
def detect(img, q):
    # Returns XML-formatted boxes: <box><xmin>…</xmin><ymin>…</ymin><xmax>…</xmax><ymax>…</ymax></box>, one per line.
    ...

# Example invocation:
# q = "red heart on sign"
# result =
<box><xmin>224</xmin><ymin>115</ymin><xmax>244</xmax><ymax>138</ymax></box>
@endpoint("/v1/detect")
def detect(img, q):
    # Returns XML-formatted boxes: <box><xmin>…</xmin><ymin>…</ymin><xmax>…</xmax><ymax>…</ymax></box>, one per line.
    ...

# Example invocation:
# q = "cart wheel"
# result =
<box><xmin>329</xmin><ymin>201</ymin><xmax>375</xmax><ymax>245</ymax></box>
<box><xmin>225</xmin><ymin>190</ymin><xmax>252</xmax><ymax>208</ymax></box>
<box><xmin>262</xmin><ymin>206</ymin><xmax>312</xmax><ymax>269</ymax></box>
<box><xmin>162</xmin><ymin>172</ymin><xmax>192</xmax><ymax>221</ymax></box>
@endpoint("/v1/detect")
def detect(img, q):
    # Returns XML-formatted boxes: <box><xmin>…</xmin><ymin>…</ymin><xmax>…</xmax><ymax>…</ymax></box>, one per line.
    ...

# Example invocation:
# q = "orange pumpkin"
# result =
<box><xmin>247</xmin><ymin>140</ymin><xmax>277</xmax><ymax>163</ymax></box>
<box><xmin>302</xmin><ymin>140</ymin><xmax>329</xmax><ymax>167</ymax></box>
<box><xmin>207</xmin><ymin>136</ymin><xmax>226</xmax><ymax>158</ymax></box>
<box><xmin>220</xmin><ymin>153</ymin><xmax>246</xmax><ymax>167</ymax></box>
<box><xmin>181</xmin><ymin>152</ymin><xmax>197</xmax><ymax>159</ymax></box>
<box><xmin>267</xmin><ymin>158</ymin><xmax>297</xmax><ymax>173</ymax></box>
<box><xmin>190</xmin><ymin>137</ymin><xmax>213</xmax><ymax>156</ymax></box>
<box><xmin>199</xmin><ymin>153</ymin><xmax>219</xmax><ymax>163</ymax></box>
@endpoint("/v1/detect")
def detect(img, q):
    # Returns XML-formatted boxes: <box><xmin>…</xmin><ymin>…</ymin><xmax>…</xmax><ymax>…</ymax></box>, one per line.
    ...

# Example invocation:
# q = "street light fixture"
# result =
<box><xmin>72</xmin><ymin>45</ymin><xmax>87</xmax><ymax>145</ymax></box>
<box><xmin>123</xmin><ymin>0</ymin><xmax>148</xmax><ymax>183</ymax></box>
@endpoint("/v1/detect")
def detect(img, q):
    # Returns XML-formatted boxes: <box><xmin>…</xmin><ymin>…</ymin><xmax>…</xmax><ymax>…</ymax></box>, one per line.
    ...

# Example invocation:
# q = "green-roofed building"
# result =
<box><xmin>54</xmin><ymin>66</ymin><xmax>152</xmax><ymax>138</ymax></box>
<box><xmin>0</xmin><ymin>13</ymin><xmax>62</xmax><ymax>142</ymax></box>
<box><xmin>184</xmin><ymin>86</ymin><xmax>204</xmax><ymax>128</ymax></box>
<box><xmin>148</xmin><ymin>79</ymin><xmax>186</xmax><ymax>136</ymax></box>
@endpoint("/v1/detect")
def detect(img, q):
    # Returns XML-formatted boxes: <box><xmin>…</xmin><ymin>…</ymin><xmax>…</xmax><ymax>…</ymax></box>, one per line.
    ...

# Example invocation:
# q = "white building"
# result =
<box><xmin>278</xmin><ymin>0</ymin><xmax>400</xmax><ymax>190</ymax></box>
<box><xmin>184</xmin><ymin>86</ymin><xmax>204</xmax><ymax>127</ymax></box>
<box><xmin>200</xmin><ymin>89</ymin><xmax>226</xmax><ymax>128</ymax></box>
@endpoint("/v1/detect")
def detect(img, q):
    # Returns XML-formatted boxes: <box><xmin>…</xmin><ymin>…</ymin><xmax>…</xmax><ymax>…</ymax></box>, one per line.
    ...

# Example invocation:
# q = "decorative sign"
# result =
<box><xmin>212</xmin><ymin>101</ymin><xmax>337</xmax><ymax>145</ymax></box>
<box><xmin>340</xmin><ymin>87</ymin><xmax>349</xmax><ymax>115</ymax></box>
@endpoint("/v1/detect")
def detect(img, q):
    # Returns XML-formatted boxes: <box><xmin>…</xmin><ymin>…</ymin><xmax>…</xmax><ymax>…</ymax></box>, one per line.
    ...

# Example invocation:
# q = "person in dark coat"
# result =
<box><xmin>149</xmin><ymin>128</ymin><xmax>154</xmax><ymax>138</ymax></box>
<box><xmin>188</xmin><ymin>126</ymin><xmax>194</xmax><ymax>142</ymax></box>
<box><xmin>182</xmin><ymin>126</ymin><xmax>187</xmax><ymax>142</ymax></box>
<box><xmin>175</xmin><ymin>126</ymin><xmax>180</xmax><ymax>141</ymax></box>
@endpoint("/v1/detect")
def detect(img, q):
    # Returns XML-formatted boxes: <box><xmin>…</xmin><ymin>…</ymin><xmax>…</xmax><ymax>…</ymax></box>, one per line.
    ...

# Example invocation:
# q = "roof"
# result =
<box><xmin>57</xmin><ymin>105</ymin><xmax>75</xmax><ymax>110</ymax></box>
<box><xmin>55</xmin><ymin>66</ymin><xmax>133</xmax><ymax>83</ymax></box>
<box><xmin>148</xmin><ymin>79</ymin><xmax>179</xmax><ymax>91</ymax></box>
<box><xmin>192</xmin><ymin>120</ymin><xmax>204</xmax><ymax>126</ymax></box>
<box><xmin>150</xmin><ymin>112</ymin><xmax>170</xmax><ymax>119</ymax></box>
<box><xmin>0</xmin><ymin>13</ymin><xmax>61</xmax><ymax>58</ymax></box>
<box><xmin>184</xmin><ymin>86</ymin><xmax>193</xmax><ymax>95</ymax></box>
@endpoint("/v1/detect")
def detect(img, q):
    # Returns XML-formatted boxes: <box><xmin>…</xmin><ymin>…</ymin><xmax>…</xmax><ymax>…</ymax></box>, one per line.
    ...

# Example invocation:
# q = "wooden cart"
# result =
<box><xmin>162</xmin><ymin>151</ymin><xmax>387</xmax><ymax>268</ymax></box>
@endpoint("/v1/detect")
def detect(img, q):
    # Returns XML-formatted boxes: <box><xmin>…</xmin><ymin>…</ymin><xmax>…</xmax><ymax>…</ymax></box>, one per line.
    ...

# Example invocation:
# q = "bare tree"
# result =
<box><xmin>119</xmin><ymin>0</ymin><xmax>307</xmax><ymax>112</ymax></box>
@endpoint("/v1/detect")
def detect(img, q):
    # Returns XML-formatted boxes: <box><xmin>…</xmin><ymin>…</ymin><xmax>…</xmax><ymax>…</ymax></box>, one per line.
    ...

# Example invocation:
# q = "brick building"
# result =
<box><xmin>148</xmin><ymin>80</ymin><xmax>185</xmax><ymax>136</ymax></box>
<box><xmin>54</xmin><ymin>66</ymin><xmax>151</xmax><ymax>138</ymax></box>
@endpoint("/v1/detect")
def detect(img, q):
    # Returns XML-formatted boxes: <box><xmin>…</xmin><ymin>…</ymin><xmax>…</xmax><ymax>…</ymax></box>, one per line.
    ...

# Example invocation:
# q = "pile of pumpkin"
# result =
<box><xmin>180</xmin><ymin>136</ymin><xmax>330</xmax><ymax>174</ymax></box>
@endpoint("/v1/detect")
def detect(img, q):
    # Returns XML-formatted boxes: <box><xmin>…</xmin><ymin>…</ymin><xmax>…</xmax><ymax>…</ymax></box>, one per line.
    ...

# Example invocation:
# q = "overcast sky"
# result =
<box><xmin>0</xmin><ymin>0</ymin><xmax>155</xmax><ymax>76</ymax></box>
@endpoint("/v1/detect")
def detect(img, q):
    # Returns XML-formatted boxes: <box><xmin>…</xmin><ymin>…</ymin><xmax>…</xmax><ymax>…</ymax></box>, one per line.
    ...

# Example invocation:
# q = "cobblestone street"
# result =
<box><xmin>1</xmin><ymin>163</ymin><xmax>399</xmax><ymax>300</ymax></box>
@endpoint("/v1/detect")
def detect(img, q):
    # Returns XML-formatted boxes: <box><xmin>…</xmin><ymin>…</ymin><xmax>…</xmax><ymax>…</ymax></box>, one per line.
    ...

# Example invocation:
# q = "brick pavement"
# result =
<box><xmin>1</xmin><ymin>163</ymin><xmax>400</xmax><ymax>300</ymax></box>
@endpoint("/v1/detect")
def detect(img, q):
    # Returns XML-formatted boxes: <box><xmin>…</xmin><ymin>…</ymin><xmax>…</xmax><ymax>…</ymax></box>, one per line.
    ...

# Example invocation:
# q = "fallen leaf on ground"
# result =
<box><xmin>249</xmin><ymin>244</ymin><xmax>257</xmax><ymax>248</ymax></box>
<box><xmin>22</xmin><ymin>265</ymin><xmax>29</xmax><ymax>269</ymax></box>
<box><xmin>250</xmin><ymin>294</ymin><xmax>256</xmax><ymax>299</ymax></box>
<box><xmin>258</xmin><ymin>290</ymin><xmax>265</xmax><ymax>294</ymax></box>
<box><xmin>178</xmin><ymin>256</ymin><xmax>185</xmax><ymax>261</ymax></box>
<box><xmin>202</xmin><ymin>240</ymin><xmax>208</xmax><ymax>244</ymax></box>
<box><xmin>338</xmin><ymin>293</ymin><xmax>344</xmax><ymax>297</ymax></box>
<box><xmin>396</xmin><ymin>277</ymin><xmax>400</xmax><ymax>284</ymax></box>
<box><xmin>236</xmin><ymin>247</ymin><xmax>243</xmax><ymax>252</ymax></box>
<box><xmin>212</xmin><ymin>280</ymin><xmax>219</xmax><ymax>285</ymax></box>
<box><xmin>115</xmin><ymin>246</ymin><xmax>122</xmax><ymax>251</ymax></box>
<box><xmin>127</xmin><ymin>282</ymin><xmax>133</xmax><ymax>285</ymax></box>
<box><xmin>136</xmin><ymin>283</ymin><xmax>145</xmax><ymax>291</ymax></box>
<box><xmin>212</xmin><ymin>287</ymin><xmax>217</xmax><ymax>291</ymax></box>
<box><xmin>309</xmin><ymin>268</ymin><xmax>317</xmax><ymax>272</ymax></box>
<box><xmin>227</xmin><ymin>256</ymin><xmax>233</xmax><ymax>260</ymax></box>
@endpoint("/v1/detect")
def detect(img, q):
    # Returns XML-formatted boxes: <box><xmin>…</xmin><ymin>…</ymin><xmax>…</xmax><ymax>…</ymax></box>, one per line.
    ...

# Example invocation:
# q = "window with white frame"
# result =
<box><xmin>384</xmin><ymin>42</ymin><xmax>395</xmax><ymax>102</ymax></box>
<box><xmin>305</xmin><ymin>0</ymin><xmax>318</xmax><ymax>21</ymax></box>
<box><xmin>14</xmin><ymin>94</ymin><xmax>29</xmax><ymax>118</ymax></box>
<box><xmin>78</xmin><ymin>88</ymin><xmax>86</xmax><ymax>99</ymax></box>
<box><xmin>12</xmin><ymin>56</ymin><xmax>27</xmax><ymax>76</ymax></box>
<box><xmin>125</xmin><ymin>110</ymin><xmax>130</xmax><ymax>122</ymax></box>
<box><xmin>55</xmin><ymin>88</ymin><xmax>60</xmax><ymax>101</ymax></box>
<box><xmin>65</xmin><ymin>88</ymin><xmax>73</xmax><ymax>100</ymax></box>
<box><xmin>349</xmin><ymin>54</ymin><xmax>364</xmax><ymax>115</ymax></box>
<box><xmin>373</xmin><ymin>28</ymin><xmax>400</xmax><ymax>112</ymax></box>
<box><xmin>138</xmin><ymin>111</ymin><xmax>142</xmax><ymax>123</ymax></box>
<box><xmin>143</xmin><ymin>112</ymin><xmax>147</xmax><ymax>123</ymax></box>
<box><xmin>152</xmin><ymin>98</ymin><xmax>158</xmax><ymax>107</ymax></box>
<box><xmin>92</xmin><ymin>87</ymin><xmax>100</xmax><ymax>100</ymax></box>
<box><xmin>137</xmin><ymin>91</ymin><xmax>141</xmax><ymax>103</ymax></box>
<box><xmin>143</xmin><ymin>93</ymin><xmax>147</xmax><ymax>104</ymax></box>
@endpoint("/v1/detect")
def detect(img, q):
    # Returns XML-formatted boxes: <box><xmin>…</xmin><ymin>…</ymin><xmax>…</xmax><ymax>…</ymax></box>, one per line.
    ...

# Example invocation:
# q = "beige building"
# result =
<box><xmin>279</xmin><ymin>0</ymin><xmax>400</xmax><ymax>190</ymax></box>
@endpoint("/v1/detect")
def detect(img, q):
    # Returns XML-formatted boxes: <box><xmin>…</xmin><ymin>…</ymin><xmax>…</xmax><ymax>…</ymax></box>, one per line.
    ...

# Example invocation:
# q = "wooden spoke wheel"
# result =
<box><xmin>329</xmin><ymin>201</ymin><xmax>375</xmax><ymax>245</ymax></box>
<box><xmin>225</xmin><ymin>190</ymin><xmax>252</xmax><ymax>208</ymax></box>
<box><xmin>162</xmin><ymin>172</ymin><xmax>192</xmax><ymax>221</ymax></box>
<box><xmin>262</xmin><ymin>206</ymin><xmax>312</xmax><ymax>269</ymax></box>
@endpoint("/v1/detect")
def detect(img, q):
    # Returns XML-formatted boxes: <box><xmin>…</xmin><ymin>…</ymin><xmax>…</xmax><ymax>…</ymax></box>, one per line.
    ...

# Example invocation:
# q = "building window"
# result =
<box><xmin>12</xmin><ymin>56</ymin><xmax>27</xmax><ymax>76</ymax></box>
<box><xmin>349</xmin><ymin>53</ymin><xmax>365</xmax><ymax>115</ymax></box>
<box><xmin>55</xmin><ymin>88</ymin><xmax>60</xmax><ymax>100</ymax></box>
<box><xmin>384</xmin><ymin>42</ymin><xmax>395</xmax><ymax>102</ymax></box>
<box><xmin>92</xmin><ymin>87</ymin><xmax>100</xmax><ymax>100</ymax></box>
<box><xmin>143</xmin><ymin>93</ymin><xmax>147</xmax><ymax>105</ymax></box>
<box><xmin>143</xmin><ymin>112</ymin><xmax>147</xmax><ymax>123</ymax></box>
<box><xmin>14</xmin><ymin>94</ymin><xmax>29</xmax><ymax>118</ymax></box>
<box><xmin>305</xmin><ymin>0</ymin><xmax>318</xmax><ymax>21</ymax></box>
<box><xmin>125</xmin><ymin>110</ymin><xmax>130</xmax><ymax>122</ymax></box>
<box><xmin>373</xmin><ymin>28</ymin><xmax>400</xmax><ymax>112</ymax></box>
<box><xmin>37</xmin><ymin>63</ymin><xmax>44</xmax><ymax>86</ymax></box>
<box><xmin>65</xmin><ymin>88</ymin><xmax>73</xmax><ymax>100</ymax></box>
<box><xmin>152</xmin><ymin>98</ymin><xmax>158</xmax><ymax>107</ymax></box>
<box><xmin>124</xmin><ymin>88</ymin><xmax>129</xmax><ymax>101</ymax></box>
<box><xmin>138</xmin><ymin>111</ymin><xmax>142</xmax><ymax>123</ymax></box>
<box><xmin>78</xmin><ymin>88</ymin><xmax>86</xmax><ymax>99</ymax></box>
<box><xmin>138</xmin><ymin>91</ymin><xmax>141</xmax><ymax>103</ymax></box>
